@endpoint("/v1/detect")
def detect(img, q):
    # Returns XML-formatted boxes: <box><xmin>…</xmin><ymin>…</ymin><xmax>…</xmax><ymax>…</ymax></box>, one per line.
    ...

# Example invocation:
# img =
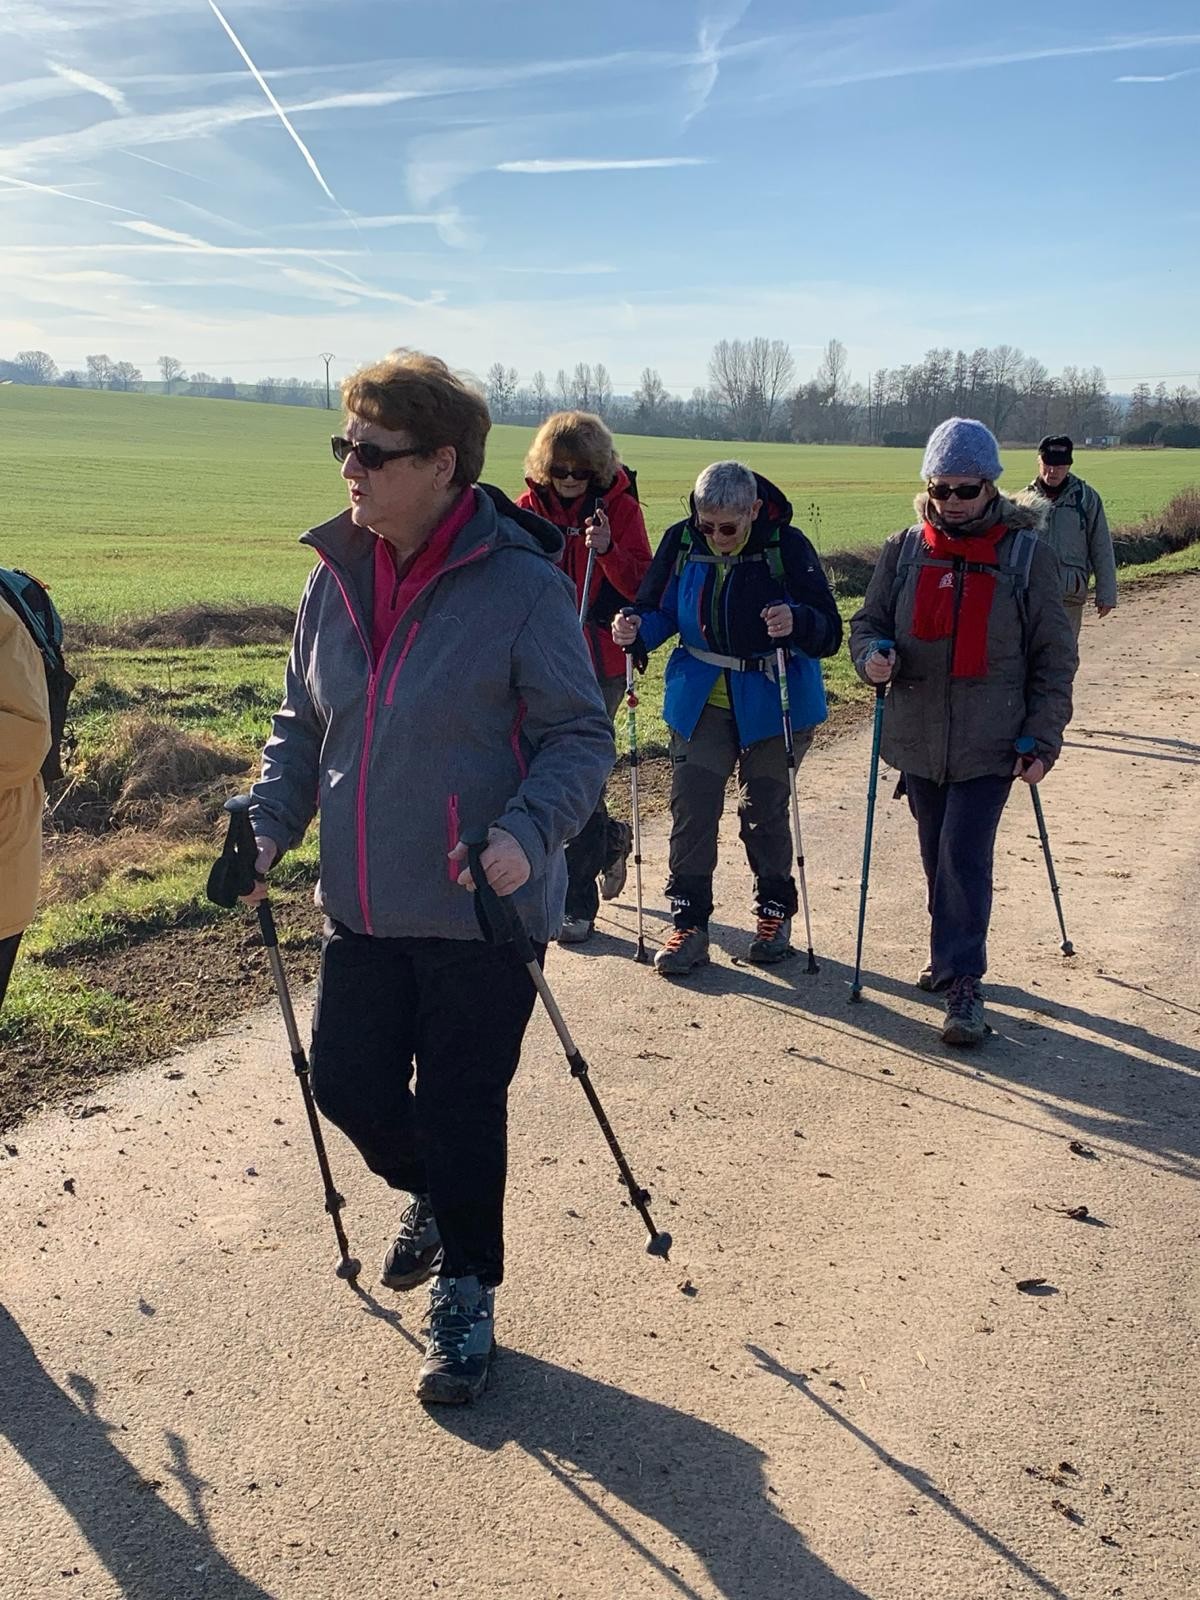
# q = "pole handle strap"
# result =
<box><xmin>206</xmin><ymin>794</ymin><xmax>261</xmax><ymax>908</ymax></box>
<box><xmin>464</xmin><ymin>829</ymin><xmax>537</xmax><ymax>964</ymax></box>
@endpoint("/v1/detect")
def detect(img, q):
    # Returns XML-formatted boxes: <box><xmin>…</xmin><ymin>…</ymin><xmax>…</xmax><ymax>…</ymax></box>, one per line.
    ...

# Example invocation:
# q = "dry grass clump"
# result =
<box><xmin>51</xmin><ymin>715</ymin><xmax>250</xmax><ymax>833</ymax></box>
<box><xmin>73</xmin><ymin>604</ymin><xmax>294</xmax><ymax>650</ymax></box>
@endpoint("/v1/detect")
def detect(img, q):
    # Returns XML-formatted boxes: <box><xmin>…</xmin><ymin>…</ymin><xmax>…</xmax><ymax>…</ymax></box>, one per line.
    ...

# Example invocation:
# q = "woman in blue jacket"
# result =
<box><xmin>613</xmin><ymin>461</ymin><xmax>842</xmax><ymax>975</ymax></box>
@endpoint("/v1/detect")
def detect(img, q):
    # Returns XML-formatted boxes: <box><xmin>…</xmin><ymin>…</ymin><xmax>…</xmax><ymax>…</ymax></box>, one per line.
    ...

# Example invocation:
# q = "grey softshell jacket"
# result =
<box><xmin>250</xmin><ymin>486</ymin><xmax>615</xmax><ymax>943</ymax></box>
<box><xmin>1018</xmin><ymin>474</ymin><xmax>1118</xmax><ymax>608</ymax></box>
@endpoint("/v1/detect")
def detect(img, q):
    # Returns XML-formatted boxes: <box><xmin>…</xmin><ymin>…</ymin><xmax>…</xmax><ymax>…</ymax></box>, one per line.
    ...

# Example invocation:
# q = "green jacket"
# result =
<box><xmin>849</xmin><ymin>495</ymin><xmax>1077</xmax><ymax>784</ymax></box>
<box><xmin>1019</xmin><ymin>474</ymin><xmax>1118</xmax><ymax>609</ymax></box>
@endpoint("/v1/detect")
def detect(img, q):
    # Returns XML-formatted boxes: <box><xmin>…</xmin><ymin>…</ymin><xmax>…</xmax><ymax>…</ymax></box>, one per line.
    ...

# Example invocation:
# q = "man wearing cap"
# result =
<box><xmin>1022</xmin><ymin>436</ymin><xmax>1117</xmax><ymax>641</ymax></box>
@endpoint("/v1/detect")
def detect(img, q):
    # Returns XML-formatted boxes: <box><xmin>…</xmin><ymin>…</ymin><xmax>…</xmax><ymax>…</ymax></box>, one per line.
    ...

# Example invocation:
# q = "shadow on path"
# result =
<box><xmin>427</xmin><ymin>1349</ymin><xmax>869</xmax><ymax>1600</ymax></box>
<box><xmin>640</xmin><ymin>922</ymin><xmax>1200</xmax><ymax>1181</ymax></box>
<box><xmin>747</xmin><ymin>1345</ymin><xmax>1075</xmax><ymax>1600</ymax></box>
<box><xmin>0</xmin><ymin>1304</ymin><xmax>277</xmax><ymax>1600</ymax></box>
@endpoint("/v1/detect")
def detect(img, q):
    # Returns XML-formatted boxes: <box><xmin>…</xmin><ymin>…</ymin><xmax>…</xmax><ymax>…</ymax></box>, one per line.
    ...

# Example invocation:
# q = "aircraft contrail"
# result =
<box><xmin>205</xmin><ymin>0</ymin><xmax>341</xmax><ymax>207</ymax></box>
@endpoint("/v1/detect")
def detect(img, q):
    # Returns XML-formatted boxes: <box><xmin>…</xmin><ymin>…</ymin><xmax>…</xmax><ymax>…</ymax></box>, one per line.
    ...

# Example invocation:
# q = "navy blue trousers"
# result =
<box><xmin>904</xmin><ymin>773</ymin><xmax>1013</xmax><ymax>986</ymax></box>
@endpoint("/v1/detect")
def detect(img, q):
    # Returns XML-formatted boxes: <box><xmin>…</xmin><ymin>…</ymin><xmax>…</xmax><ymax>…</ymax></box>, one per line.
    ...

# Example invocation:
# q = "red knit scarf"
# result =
<box><xmin>910</xmin><ymin>520</ymin><xmax>1007</xmax><ymax>677</ymax></box>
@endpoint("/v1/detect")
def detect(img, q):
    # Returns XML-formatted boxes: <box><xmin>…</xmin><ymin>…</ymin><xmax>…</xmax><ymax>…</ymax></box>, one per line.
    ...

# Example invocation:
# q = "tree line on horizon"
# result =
<box><xmin>3</xmin><ymin>340</ymin><xmax>1199</xmax><ymax>449</ymax></box>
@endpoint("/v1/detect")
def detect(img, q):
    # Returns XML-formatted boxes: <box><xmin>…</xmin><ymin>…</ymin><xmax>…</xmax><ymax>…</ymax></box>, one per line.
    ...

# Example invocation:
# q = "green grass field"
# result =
<box><xmin>3</xmin><ymin>384</ymin><xmax>1197</xmax><ymax>621</ymax></box>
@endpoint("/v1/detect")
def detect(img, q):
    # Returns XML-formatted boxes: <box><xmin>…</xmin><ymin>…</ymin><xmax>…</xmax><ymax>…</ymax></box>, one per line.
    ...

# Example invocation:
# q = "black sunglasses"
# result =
<box><xmin>927</xmin><ymin>481</ymin><xmax>986</xmax><ymax>502</ymax></box>
<box><xmin>331</xmin><ymin>436</ymin><xmax>426</xmax><ymax>471</ymax></box>
<box><xmin>697</xmin><ymin>519</ymin><xmax>744</xmax><ymax>538</ymax></box>
<box><xmin>1040</xmin><ymin>452</ymin><xmax>1072</xmax><ymax>466</ymax></box>
<box><xmin>549</xmin><ymin>463</ymin><xmax>592</xmax><ymax>481</ymax></box>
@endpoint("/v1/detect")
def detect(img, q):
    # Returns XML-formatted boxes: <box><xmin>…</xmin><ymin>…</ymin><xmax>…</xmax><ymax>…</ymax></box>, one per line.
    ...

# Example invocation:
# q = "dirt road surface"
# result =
<box><xmin>2</xmin><ymin>579</ymin><xmax>1197</xmax><ymax>1600</ymax></box>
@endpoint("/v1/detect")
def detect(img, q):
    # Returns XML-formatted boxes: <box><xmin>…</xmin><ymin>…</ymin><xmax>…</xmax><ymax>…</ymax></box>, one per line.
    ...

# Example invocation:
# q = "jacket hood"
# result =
<box><xmin>687</xmin><ymin>471</ymin><xmax>795</xmax><ymax>557</ymax></box>
<box><xmin>912</xmin><ymin>490</ymin><xmax>1047</xmax><ymax>537</ymax></box>
<box><xmin>300</xmin><ymin>483</ymin><xmax>564</xmax><ymax>567</ymax></box>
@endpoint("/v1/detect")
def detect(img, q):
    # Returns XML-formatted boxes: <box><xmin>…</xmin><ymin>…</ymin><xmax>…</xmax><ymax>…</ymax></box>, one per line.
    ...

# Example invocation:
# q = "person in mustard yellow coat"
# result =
<box><xmin>0</xmin><ymin>591</ymin><xmax>50</xmax><ymax>1013</ymax></box>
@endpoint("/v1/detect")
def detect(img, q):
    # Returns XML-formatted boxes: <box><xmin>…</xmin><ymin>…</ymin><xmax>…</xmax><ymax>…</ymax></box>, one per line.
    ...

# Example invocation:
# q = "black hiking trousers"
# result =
<box><xmin>309</xmin><ymin>923</ymin><xmax>542</xmax><ymax>1287</ymax></box>
<box><xmin>0</xmin><ymin>933</ymin><xmax>21</xmax><ymax>1014</ymax></box>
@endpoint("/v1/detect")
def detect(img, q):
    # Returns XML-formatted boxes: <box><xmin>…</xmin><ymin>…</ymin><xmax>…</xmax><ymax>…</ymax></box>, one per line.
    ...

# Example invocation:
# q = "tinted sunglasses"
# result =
<box><xmin>331</xmin><ymin>436</ymin><xmax>425</xmax><ymax>471</ymax></box>
<box><xmin>697</xmin><ymin>519</ymin><xmax>744</xmax><ymax>538</ymax></box>
<box><xmin>927</xmin><ymin>481</ymin><xmax>985</xmax><ymax>502</ymax></box>
<box><xmin>549</xmin><ymin>463</ymin><xmax>592</xmax><ymax>481</ymax></box>
<box><xmin>1040</xmin><ymin>451</ymin><xmax>1072</xmax><ymax>466</ymax></box>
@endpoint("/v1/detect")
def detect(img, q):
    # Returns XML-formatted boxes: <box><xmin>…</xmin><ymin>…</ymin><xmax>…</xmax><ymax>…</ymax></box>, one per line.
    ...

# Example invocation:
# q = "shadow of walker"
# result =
<box><xmin>0</xmin><ymin>1304</ymin><xmax>277</xmax><ymax>1600</ymax></box>
<box><xmin>424</xmin><ymin>1347</ymin><xmax>870</xmax><ymax>1600</ymax></box>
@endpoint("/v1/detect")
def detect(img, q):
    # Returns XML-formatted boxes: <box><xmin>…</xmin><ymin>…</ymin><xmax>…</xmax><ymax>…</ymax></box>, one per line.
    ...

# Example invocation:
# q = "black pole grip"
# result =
<box><xmin>464</xmin><ymin>830</ymin><xmax>538</xmax><ymax>965</ymax></box>
<box><xmin>206</xmin><ymin>794</ymin><xmax>261</xmax><ymax>907</ymax></box>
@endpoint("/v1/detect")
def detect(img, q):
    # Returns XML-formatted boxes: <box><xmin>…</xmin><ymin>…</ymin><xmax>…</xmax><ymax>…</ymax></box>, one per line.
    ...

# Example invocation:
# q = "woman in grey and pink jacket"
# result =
<box><xmin>245</xmin><ymin>352</ymin><xmax>613</xmax><ymax>1406</ymax></box>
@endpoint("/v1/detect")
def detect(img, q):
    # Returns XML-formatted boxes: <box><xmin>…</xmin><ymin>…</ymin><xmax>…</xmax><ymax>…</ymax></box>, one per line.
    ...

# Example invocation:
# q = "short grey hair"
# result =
<box><xmin>693</xmin><ymin>460</ymin><xmax>757</xmax><ymax>516</ymax></box>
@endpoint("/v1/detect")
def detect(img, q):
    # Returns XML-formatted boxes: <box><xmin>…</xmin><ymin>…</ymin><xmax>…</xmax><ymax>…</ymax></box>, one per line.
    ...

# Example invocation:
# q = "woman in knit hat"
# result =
<box><xmin>848</xmin><ymin>418</ymin><xmax>1077</xmax><ymax>1046</ymax></box>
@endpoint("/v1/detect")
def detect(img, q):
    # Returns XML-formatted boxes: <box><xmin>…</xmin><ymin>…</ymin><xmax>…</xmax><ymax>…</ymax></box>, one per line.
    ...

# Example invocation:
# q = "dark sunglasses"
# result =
<box><xmin>927</xmin><ymin>481</ymin><xmax>986</xmax><ymax>502</ymax></box>
<box><xmin>331</xmin><ymin>436</ymin><xmax>426</xmax><ymax>471</ymax></box>
<box><xmin>697</xmin><ymin>519</ymin><xmax>744</xmax><ymax>538</ymax></box>
<box><xmin>549</xmin><ymin>463</ymin><xmax>591</xmax><ymax>481</ymax></box>
<box><xmin>1040</xmin><ymin>452</ymin><xmax>1072</xmax><ymax>466</ymax></box>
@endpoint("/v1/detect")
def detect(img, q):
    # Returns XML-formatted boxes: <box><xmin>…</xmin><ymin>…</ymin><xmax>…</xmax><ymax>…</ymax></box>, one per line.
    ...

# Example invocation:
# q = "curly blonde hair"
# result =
<box><xmin>524</xmin><ymin>411</ymin><xmax>620</xmax><ymax>489</ymax></box>
<box><xmin>341</xmin><ymin>350</ymin><xmax>490</xmax><ymax>486</ymax></box>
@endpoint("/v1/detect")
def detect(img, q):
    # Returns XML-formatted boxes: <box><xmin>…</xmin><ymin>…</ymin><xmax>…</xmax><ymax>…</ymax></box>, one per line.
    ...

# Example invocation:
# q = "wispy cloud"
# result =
<box><xmin>117</xmin><ymin>148</ymin><xmax>216</xmax><ymax>185</ymax></box>
<box><xmin>0</xmin><ymin>171</ymin><xmax>143</xmax><ymax>216</ymax></box>
<box><xmin>278</xmin><ymin>267</ymin><xmax>447</xmax><ymax>308</ymax></box>
<box><xmin>1116</xmin><ymin>67</ymin><xmax>1200</xmax><ymax>83</ymax></box>
<box><xmin>499</xmin><ymin>264</ymin><xmax>619</xmax><ymax>276</ymax></box>
<box><xmin>798</xmin><ymin>32</ymin><xmax>1200</xmax><ymax>89</ymax></box>
<box><xmin>205</xmin><ymin>0</ymin><xmax>342</xmax><ymax>208</ymax></box>
<box><xmin>685</xmin><ymin>1</ymin><xmax>751</xmax><ymax>126</ymax></box>
<box><xmin>48</xmin><ymin>60</ymin><xmax>130</xmax><ymax>114</ymax></box>
<box><xmin>496</xmin><ymin>157</ymin><xmax>711</xmax><ymax>173</ymax></box>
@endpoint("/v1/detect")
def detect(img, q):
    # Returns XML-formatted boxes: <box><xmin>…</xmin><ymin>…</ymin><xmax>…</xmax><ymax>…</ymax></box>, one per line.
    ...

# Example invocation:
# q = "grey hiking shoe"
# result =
<box><xmin>415</xmin><ymin>1275</ymin><xmax>496</xmax><ymax>1405</ymax></box>
<box><xmin>600</xmin><ymin>821</ymin><xmax>633</xmax><ymax>901</ymax></box>
<box><xmin>941</xmin><ymin>976</ymin><xmax>987</xmax><ymax>1047</ymax></box>
<box><xmin>654</xmin><ymin>927</ymin><xmax>710</xmax><ymax>977</ymax></box>
<box><xmin>381</xmin><ymin>1194</ymin><xmax>443</xmax><ymax>1291</ymax></box>
<box><xmin>558</xmin><ymin>916</ymin><xmax>594</xmax><ymax>945</ymax></box>
<box><xmin>747</xmin><ymin>913</ymin><xmax>793</xmax><ymax>965</ymax></box>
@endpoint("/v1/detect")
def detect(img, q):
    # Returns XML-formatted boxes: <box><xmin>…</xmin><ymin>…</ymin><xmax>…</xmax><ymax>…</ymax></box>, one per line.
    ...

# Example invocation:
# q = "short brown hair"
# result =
<box><xmin>341</xmin><ymin>350</ymin><xmax>491</xmax><ymax>486</ymax></box>
<box><xmin>524</xmin><ymin>411</ymin><xmax>619</xmax><ymax>489</ymax></box>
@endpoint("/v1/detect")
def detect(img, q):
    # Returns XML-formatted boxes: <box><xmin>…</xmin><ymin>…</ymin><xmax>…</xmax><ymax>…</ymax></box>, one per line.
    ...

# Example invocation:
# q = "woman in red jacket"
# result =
<box><xmin>519</xmin><ymin>411</ymin><xmax>652</xmax><ymax>944</ymax></box>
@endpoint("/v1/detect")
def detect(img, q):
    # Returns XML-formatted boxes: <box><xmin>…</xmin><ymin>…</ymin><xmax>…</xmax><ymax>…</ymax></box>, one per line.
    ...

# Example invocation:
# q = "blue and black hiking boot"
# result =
<box><xmin>415</xmin><ymin>1274</ymin><xmax>496</xmax><ymax>1405</ymax></box>
<box><xmin>381</xmin><ymin>1194</ymin><xmax>442</xmax><ymax>1291</ymax></box>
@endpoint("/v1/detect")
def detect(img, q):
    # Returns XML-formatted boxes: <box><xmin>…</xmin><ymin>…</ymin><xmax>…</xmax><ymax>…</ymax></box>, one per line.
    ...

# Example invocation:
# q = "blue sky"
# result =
<box><xmin>0</xmin><ymin>0</ymin><xmax>1197</xmax><ymax>394</ymax></box>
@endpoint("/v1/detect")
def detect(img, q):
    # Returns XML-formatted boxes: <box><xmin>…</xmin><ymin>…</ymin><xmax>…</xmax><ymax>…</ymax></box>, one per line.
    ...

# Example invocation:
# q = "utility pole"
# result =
<box><xmin>320</xmin><ymin>352</ymin><xmax>336</xmax><ymax>410</ymax></box>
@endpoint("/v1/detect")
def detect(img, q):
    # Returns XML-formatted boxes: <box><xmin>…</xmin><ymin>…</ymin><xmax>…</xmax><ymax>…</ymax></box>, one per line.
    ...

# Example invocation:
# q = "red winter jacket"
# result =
<box><xmin>518</xmin><ymin>467</ymin><xmax>652</xmax><ymax>681</ymax></box>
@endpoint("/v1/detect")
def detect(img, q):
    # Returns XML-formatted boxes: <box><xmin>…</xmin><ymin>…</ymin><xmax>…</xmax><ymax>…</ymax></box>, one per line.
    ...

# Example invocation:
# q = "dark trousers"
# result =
<box><xmin>564</xmin><ymin>675</ymin><xmax>628</xmax><ymax>922</ymax></box>
<box><xmin>666</xmin><ymin>703</ymin><xmax>810</xmax><ymax>931</ymax></box>
<box><xmin>0</xmin><ymin>932</ymin><xmax>21</xmax><ymax>1014</ymax></box>
<box><xmin>904</xmin><ymin>773</ymin><xmax>1013</xmax><ymax>986</ymax></box>
<box><xmin>309</xmin><ymin>924</ymin><xmax>541</xmax><ymax>1286</ymax></box>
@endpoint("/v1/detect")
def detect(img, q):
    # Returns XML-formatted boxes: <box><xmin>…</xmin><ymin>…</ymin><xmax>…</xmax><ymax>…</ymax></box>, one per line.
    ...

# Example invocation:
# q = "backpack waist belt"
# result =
<box><xmin>684</xmin><ymin>643</ymin><xmax>776</xmax><ymax>674</ymax></box>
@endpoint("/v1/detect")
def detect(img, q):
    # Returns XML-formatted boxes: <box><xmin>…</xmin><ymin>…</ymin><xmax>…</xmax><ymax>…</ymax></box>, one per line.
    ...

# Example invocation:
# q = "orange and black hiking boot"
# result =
<box><xmin>747</xmin><ymin>913</ymin><xmax>793</xmax><ymax>965</ymax></box>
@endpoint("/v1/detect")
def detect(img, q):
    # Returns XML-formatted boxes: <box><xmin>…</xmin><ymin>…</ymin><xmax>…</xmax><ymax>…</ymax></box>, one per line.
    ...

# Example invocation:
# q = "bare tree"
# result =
<box><xmin>85</xmin><ymin>353</ymin><xmax>114</xmax><ymax>389</ymax></box>
<box><xmin>709</xmin><ymin>337</ymin><xmax>794</xmax><ymax>438</ymax></box>
<box><xmin>15</xmin><ymin>350</ymin><xmax>57</xmax><ymax>384</ymax></box>
<box><xmin>748</xmin><ymin>337</ymin><xmax>795</xmax><ymax>436</ymax></box>
<box><xmin>529</xmin><ymin>369</ymin><xmax>550</xmax><ymax>420</ymax></box>
<box><xmin>633</xmin><ymin>367</ymin><xmax>667</xmax><ymax>428</ymax></box>
<box><xmin>158</xmin><ymin>355</ymin><xmax>185</xmax><ymax>393</ymax></box>
<box><xmin>592</xmin><ymin>362</ymin><xmax>612</xmax><ymax>415</ymax></box>
<box><xmin>485</xmin><ymin>362</ymin><xmax>519</xmax><ymax>419</ymax></box>
<box><xmin>110</xmin><ymin>360</ymin><xmax>143</xmax><ymax>391</ymax></box>
<box><xmin>571</xmin><ymin>362</ymin><xmax>593</xmax><ymax>409</ymax></box>
<box><xmin>555</xmin><ymin>368</ymin><xmax>572</xmax><ymax>408</ymax></box>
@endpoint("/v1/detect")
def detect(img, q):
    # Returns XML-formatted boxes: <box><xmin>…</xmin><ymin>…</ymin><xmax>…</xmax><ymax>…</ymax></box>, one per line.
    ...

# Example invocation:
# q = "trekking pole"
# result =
<box><xmin>464</xmin><ymin>830</ymin><xmax>671</xmax><ymax>1260</ymax></box>
<box><xmin>849</xmin><ymin>640</ymin><xmax>893</xmax><ymax>1004</ymax></box>
<box><xmin>207</xmin><ymin>796</ymin><xmax>361</xmax><ymax>1284</ymax></box>
<box><xmin>1014</xmin><ymin>737</ymin><xmax>1075</xmax><ymax>956</ymax></box>
<box><xmin>623</xmin><ymin>643</ymin><xmax>650</xmax><ymax>964</ymax></box>
<box><xmin>774</xmin><ymin>646</ymin><xmax>818</xmax><ymax>974</ymax></box>
<box><xmin>579</xmin><ymin>544</ymin><xmax>597</xmax><ymax>628</ymax></box>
